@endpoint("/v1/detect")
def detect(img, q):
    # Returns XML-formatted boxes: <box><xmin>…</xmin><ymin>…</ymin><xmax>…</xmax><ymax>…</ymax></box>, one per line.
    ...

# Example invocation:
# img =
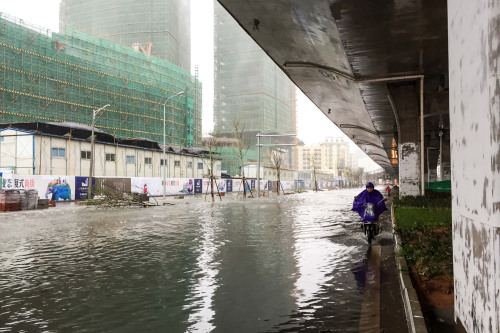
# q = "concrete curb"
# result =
<box><xmin>391</xmin><ymin>204</ymin><xmax>428</xmax><ymax>333</ymax></box>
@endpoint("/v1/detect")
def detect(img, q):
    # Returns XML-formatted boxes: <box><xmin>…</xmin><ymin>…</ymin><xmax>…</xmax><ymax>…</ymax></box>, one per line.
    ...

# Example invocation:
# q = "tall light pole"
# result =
<box><xmin>257</xmin><ymin>133</ymin><xmax>261</xmax><ymax>196</ymax></box>
<box><xmin>88</xmin><ymin>104</ymin><xmax>110</xmax><ymax>199</ymax></box>
<box><xmin>163</xmin><ymin>91</ymin><xmax>185</xmax><ymax>199</ymax></box>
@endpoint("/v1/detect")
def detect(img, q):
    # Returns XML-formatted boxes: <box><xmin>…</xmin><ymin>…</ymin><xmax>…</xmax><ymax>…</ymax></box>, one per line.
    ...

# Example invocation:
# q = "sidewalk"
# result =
<box><xmin>364</xmin><ymin>194</ymin><xmax>410</xmax><ymax>332</ymax></box>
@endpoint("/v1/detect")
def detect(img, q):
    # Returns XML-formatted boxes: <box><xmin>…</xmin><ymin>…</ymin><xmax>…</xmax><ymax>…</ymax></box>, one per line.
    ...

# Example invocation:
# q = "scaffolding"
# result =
<box><xmin>0</xmin><ymin>13</ymin><xmax>201</xmax><ymax>147</ymax></box>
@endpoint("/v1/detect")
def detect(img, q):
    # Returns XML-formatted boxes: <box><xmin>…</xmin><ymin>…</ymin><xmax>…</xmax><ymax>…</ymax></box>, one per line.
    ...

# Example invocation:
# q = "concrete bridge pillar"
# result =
<box><xmin>389</xmin><ymin>84</ymin><xmax>422</xmax><ymax>196</ymax></box>
<box><xmin>398</xmin><ymin>142</ymin><xmax>421</xmax><ymax>196</ymax></box>
<box><xmin>449</xmin><ymin>1</ymin><xmax>500</xmax><ymax>332</ymax></box>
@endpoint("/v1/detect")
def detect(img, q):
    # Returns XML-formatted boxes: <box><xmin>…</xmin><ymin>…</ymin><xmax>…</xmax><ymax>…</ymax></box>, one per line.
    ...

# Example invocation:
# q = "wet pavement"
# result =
<box><xmin>0</xmin><ymin>189</ymin><xmax>407</xmax><ymax>332</ymax></box>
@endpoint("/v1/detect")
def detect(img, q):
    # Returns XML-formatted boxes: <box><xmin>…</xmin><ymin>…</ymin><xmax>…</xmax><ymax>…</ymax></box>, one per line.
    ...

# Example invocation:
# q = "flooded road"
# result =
<box><xmin>0</xmin><ymin>189</ymin><xmax>378</xmax><ymax>332</ymax></box>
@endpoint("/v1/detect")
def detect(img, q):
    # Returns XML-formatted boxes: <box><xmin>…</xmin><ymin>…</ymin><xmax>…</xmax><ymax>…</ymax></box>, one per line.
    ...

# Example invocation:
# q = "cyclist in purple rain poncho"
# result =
<box><xmin>352</xmin><ymin>182</ymin><xmax>388</xmax><ymax>223</ymax></box>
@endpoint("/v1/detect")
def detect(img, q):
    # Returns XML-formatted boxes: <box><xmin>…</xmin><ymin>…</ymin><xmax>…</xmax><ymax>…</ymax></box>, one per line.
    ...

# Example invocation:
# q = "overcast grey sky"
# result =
<box><xmin>0</xmin><ymin>0</ymin><xmax>355</xmax><ymax>147</ymax></box>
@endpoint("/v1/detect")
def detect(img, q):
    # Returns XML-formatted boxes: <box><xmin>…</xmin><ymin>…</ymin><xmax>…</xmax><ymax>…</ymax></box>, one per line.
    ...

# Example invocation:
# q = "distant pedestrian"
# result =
<box><xmin>385</xmin><ymin>185</ymin><xmax>391</xmax><ymax>197</ymax></box>
<box><xmin>143</xmin><ymin>184</ymin><xmax>148</xmax><ymax>194</ymax></box>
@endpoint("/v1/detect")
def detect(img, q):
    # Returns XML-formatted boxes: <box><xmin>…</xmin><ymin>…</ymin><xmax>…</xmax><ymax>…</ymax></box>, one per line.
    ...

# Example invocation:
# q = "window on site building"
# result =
<box><xmin>145</xmin><ymin>157</ymin><xmax>152</xmax><ymax>165</ymax></box>
<box><xmin>105</xmin><ymin>153</ymin><xmax>115</xmax><ymax>162</ymax></box>
<box><xmin>197</xmin><ymin>162</ymin><xmax>203</xmax><ymax>169</ymax></box>
<box><xmin>126</xmin><ymin>156</ymin><xmax>135</xmax><ymax>164</ymax></box>
<box><xmin>187</xmin><ymin>161</ymin><xmax>193</xmax><ymax>168</ymax></box>
<box><xmin>174</xmin><ymin>160</ymin><xmax>180</xmax><ymax>167</ymax></box>
<box><xmin>81</xmin><ymin>151</ymin><xmax>91</xmax><ymax>160</ymax></box>
<box><xmin>51</xmin><ymin>148</ymin><xmax>66</xmax><ymax>158</ymax></box>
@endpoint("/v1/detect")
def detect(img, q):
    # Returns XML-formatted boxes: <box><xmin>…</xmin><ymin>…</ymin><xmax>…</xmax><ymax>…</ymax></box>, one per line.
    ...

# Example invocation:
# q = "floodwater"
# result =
<box><xmin>0</xmin><ymin>189</ymin><xmax>375</xmax><ymax>332</ymax></box>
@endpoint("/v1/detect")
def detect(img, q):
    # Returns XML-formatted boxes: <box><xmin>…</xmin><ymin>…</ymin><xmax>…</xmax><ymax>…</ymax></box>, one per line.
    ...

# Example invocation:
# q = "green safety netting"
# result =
<box><xmin>0</xmin><ymin>14</ymin><xmax>201</xmax><ymax>147</ymax></box>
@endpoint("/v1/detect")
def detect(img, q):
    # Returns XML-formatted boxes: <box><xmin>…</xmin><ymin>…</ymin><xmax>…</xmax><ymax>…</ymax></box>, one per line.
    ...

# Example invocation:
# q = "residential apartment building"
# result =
<box><xmin>298</xmin><ymin>137</ymin><xmax>355</xmax><ymax>177</ymax></box>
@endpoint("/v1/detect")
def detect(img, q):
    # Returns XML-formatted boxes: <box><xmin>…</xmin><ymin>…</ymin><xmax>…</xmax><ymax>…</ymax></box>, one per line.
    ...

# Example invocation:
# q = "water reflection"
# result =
<box><xmin>0</xmin><ymin>190</ymin><xmax>369</xmax><ymax>332</ymax></box>
<box><xmin>209</xmin><ymin>200</ymin><xmax>298</xmax><ymax>333</ymax></box>
<box><xmin>186</xmin><ymin>210</ymin><xmax>220</xmax><ymax>332</ymax></box>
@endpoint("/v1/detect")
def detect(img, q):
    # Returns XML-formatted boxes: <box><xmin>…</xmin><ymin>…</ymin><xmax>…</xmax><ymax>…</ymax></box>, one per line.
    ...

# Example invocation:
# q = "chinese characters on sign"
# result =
<box><xmin>2</xmin><ymin>178</ymin><xmax>36</xmax><ymax>189</ymax></box>
<box><xmin>168</xmin><ymin>180</ymin><xmax>180</xmax><ymax>187</ymax></box>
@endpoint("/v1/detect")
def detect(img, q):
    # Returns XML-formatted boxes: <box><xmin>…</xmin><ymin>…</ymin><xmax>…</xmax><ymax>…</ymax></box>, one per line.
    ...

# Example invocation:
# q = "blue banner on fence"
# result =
<box><xmin>226</xmin><ymin>179</ymin><xmax>233</xmax><ymax>192</ymax></box>
<box><xmin>194</xmin><ymin>179</ymin><xmax>203</xmax><ymax>194</ymax></box>
<box><xmin>75</xmin><ymin>176</ymin><xmax>93</xmax><ymax>200</ymax></box>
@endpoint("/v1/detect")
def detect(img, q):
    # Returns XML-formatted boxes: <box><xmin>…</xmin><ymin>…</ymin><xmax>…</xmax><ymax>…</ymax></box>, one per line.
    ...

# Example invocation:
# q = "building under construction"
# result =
<box><xmin>0</xmin><ymin>13</ymin><xmax>201</xmax><ymax>147</ymax></box>
<box><xmin>59</xmin><ymin>0</ymin><xmax>191</xmax><ymax>72</ymax></box>
<box><xmin>214</xmin><ymin>2</ymin><xmax>297</xmax><ymax>176</ymax></box>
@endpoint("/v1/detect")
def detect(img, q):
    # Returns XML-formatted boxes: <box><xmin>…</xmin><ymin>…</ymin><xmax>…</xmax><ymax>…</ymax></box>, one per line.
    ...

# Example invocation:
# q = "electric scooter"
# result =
<box><xmin>355</xmin><ymin>198</ymin><xmax>387</xmax><ymax>244</ymax></box>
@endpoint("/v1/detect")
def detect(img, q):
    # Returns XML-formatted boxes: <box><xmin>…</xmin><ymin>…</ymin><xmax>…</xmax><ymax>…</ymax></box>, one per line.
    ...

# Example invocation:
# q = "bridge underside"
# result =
<box><xmin>218</xmin><ymin>1</ymin><xmax>500</xmax><ymax>332</ymax></box>
<box><xmin>217</xmin><ymin>0</ymin><xmax>450</xmax><ymax>194</ymax></box>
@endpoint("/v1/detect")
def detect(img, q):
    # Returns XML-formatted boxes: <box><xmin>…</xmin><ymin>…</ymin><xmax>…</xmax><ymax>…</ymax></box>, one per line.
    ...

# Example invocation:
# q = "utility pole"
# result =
<box><xmin>88</xmin><ymin>104</ymin><xmax>110</xmax><ymax>199</ymax></box>
<box><xmin>257</xmin><ymin>134</ymin><xmax>261</xmax><ymax>197</ymax></box>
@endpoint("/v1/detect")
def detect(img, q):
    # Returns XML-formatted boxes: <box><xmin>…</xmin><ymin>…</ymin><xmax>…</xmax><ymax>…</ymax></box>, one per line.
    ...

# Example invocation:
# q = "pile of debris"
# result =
<box><xmin>80</xmin><ymin>185</ymin><xmax>158</xmax><ymax>208</ymax></box>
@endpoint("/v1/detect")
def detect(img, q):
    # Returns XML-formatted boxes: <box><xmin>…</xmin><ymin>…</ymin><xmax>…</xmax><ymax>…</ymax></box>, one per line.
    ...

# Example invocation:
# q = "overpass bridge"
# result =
<box><xmin>216</xmin><ymin>1</ymin><xmax>500</xmax><ymax>332</ymax></box>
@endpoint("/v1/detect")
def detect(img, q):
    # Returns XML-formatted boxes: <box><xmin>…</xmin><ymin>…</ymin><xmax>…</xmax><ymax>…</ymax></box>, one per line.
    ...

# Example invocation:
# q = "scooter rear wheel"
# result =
<box><xmin>366</xmin><ymin>224</ymin><xmax>374</xmax><ymax>244</ymax></box>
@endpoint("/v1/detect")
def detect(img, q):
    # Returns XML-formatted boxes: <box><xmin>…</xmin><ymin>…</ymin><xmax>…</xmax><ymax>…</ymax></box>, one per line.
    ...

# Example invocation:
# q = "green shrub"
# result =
<box><xmin>393</xmin><ymin>191</ymin><xmax>451</xmax><ymax>209</ymax></box>
<box><xmin>394</xmin><ymin>203</ymin><xmax>453</xmax><ymax>281</ymax></box>
<box><xmin>399</xmin><ymin>234</ymin><xmax>453</xmax><ymax>279</ymax></box>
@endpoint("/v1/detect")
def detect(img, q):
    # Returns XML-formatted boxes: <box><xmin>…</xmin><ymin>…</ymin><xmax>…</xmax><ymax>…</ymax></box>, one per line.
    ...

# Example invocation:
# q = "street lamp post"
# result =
<box><xmin>163</xmin><ymin>91</ymin><xmax>185</xmax><ymax>199</ymax></box>
<box><xmin>88</xmin><ymin>104</ymin><xmax>110</xmax><ymax>199</ymax></box>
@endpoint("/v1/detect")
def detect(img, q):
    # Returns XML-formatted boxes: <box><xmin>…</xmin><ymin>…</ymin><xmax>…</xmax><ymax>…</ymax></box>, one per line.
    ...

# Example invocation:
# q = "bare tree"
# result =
<box><xmin>353</xmin><ymin>167</ymin><xmax>365</xmax><ymax>187</ymax></box>
<box><xmin>231</xmin><ymin>121</ymin><xmax>251</xmax><ymax>197</ymax></box>
<box><xmin>337</xmin><ymin>167</ymin><xmax>344</xmax><ymax>189</ymax></box>
<box><xmin>202</xmin><ymin>131</ymin><xmax>221</xmax><ymax>202</ymax></box>
<box><xmin>343</xmin><ymin>167</ymin><xmax>355</xmax><ymax>188</ymax></box>
<box><xmin>310</xmin><ymin>154</ymin><xmax>319</xmax><ymax>192</ymax></box>
<box><xmin>268</xmin><ymin>148</ymin><xmax>285</xmax><ymax>195</ymax></box>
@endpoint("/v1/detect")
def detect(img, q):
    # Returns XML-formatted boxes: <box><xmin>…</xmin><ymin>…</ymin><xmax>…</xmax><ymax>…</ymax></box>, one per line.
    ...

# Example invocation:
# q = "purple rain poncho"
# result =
<box><xmin>352</xmin><ymin>188</ymin><xmax>388</xmax><ymax>222</ymax></box>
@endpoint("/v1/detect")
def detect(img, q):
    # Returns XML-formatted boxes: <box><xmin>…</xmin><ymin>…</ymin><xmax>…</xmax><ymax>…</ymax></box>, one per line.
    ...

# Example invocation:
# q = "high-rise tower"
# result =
<box><xmin>213</xmin><ymin>2</ymin><xmax>296</xmax><ymax>175</ymax></box>
<box><xmin>60</xmin><ymin>0</ymin><xmax>191</xmax><ymax>72</ymax></box>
